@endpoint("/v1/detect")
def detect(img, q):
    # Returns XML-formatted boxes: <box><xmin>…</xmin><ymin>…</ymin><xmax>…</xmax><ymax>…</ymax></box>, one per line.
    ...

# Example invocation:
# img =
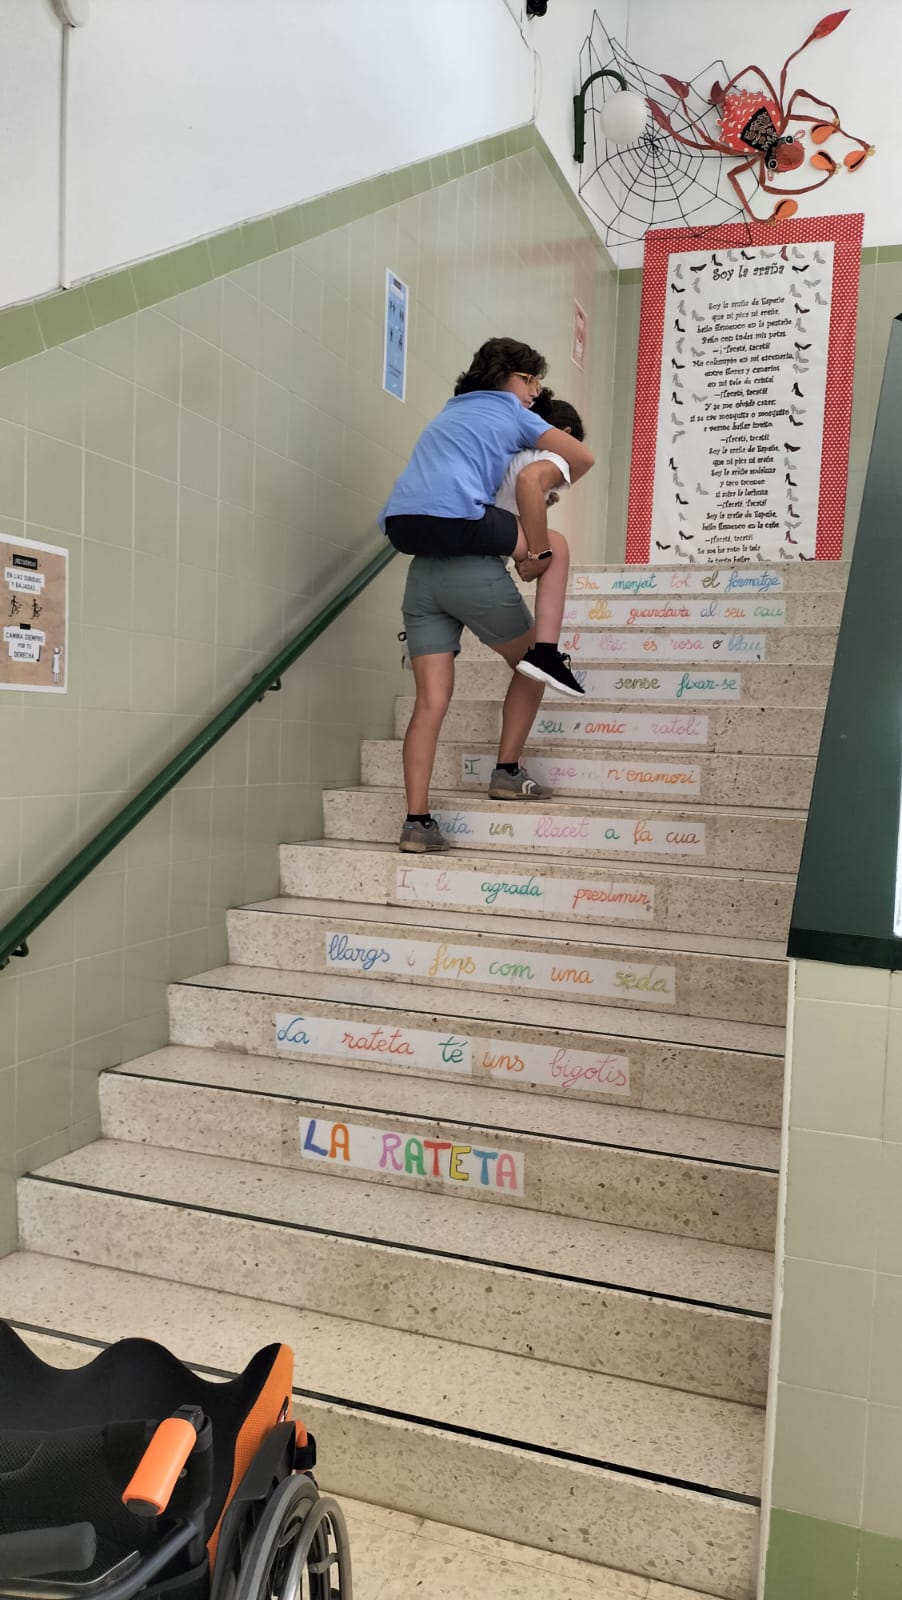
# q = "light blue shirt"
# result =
<box><xmin>379</xmin><ymin>390</ymin><xmax>551</xmax><ymax>527</ymax></box>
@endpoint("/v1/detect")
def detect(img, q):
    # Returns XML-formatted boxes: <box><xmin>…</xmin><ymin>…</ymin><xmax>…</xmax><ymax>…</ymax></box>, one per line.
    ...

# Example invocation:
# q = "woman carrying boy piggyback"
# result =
<box><xmin>379</xmin><ymin>336</ymin><xmax>594</xmax><ymax>854</ymax></box>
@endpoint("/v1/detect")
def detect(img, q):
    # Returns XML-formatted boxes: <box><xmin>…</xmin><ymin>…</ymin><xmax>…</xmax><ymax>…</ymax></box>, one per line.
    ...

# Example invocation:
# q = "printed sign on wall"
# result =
<box><xmin>626</xmin><ymin>213</ymin><xmax>862</xmax><ymax>565</ymax></box>
<box><xmin>572</xmin><ymin>298</ymin><xmax>588</xmax><ymax>370</ymax></box>
<box><xmin>383</xmin><ymin>269</ymin><xmax>409</xmax><ymax>401</ymax></box>
<box><xmin>1</xmin><ymin>536</ymin><xmax>68</xmax><ymax>693</ymax></box>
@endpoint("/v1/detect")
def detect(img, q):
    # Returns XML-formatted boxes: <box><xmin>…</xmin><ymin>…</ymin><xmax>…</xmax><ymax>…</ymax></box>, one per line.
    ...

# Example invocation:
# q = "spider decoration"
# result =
<box><xmin>648</xmin><ymin>9</ymin><xmax>874</xmax><ymax>224</ymax></box>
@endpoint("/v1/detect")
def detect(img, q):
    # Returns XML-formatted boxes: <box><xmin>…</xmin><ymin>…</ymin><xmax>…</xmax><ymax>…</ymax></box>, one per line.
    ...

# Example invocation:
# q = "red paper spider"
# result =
<box><xmin>648</xmin><ymin>9</ymin><xmax>874</xmax><ymax>223</ymax></box>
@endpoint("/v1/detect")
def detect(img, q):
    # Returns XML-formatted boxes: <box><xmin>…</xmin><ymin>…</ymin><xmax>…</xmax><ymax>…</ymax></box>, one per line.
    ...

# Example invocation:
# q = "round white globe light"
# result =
<box><xmin>598</xmin><ymin>90</ymin><xmax>648</xmax><ymax>144</ymax></box>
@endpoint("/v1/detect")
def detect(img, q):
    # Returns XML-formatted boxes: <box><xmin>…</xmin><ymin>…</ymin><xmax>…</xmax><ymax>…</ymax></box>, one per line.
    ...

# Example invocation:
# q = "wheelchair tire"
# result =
<box><xmin>232</xmin><ymin>1475</ymin><xmax>352</xmax><ymax>1600</ymax></box>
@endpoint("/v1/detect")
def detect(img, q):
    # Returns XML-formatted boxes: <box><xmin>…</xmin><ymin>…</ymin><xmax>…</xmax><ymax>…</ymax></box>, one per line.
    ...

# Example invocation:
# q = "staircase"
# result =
<box><xmin>0</xmin><ymin>559</ymin><xmax>847</xmax><ymax>1600</ymax></box>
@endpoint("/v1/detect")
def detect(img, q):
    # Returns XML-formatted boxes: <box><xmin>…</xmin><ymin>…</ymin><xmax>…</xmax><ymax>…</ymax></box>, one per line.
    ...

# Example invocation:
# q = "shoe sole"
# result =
<box><xmin>515</xmin><ymin>660</ymin><xmax>586</xmax><ymax>698</ymax></box>
<box><xmin>398</xmin><ymin>839</ymin><xmax>450</xmax><ymax>853</ymax></box>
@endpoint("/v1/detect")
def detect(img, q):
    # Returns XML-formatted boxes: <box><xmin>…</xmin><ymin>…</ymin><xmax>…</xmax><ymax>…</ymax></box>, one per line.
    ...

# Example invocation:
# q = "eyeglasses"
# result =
<box><xmin>513</xmin><ymin>372</ymin><xmax>543</xmax><ymax>395</ymax></box>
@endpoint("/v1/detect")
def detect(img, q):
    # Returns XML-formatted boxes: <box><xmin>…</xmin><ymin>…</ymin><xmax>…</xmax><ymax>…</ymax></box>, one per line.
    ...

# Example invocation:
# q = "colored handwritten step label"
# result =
<box><xmin>461</xmin><ymin>753</ymin><xmax>701</xmax><ymax>799</ymax></box>
<box><xmin>275</xmin><ymin>1014</ymin><xmax>471</xmax><ymax>1071</ymax></box>
<box><xmin>530</xmin><ymin>710</ymin><xmax>710</xmax><ymax>746</ymax></box>
<box><xmin>299</xmin><ymin>1117</ymin><xmax>525</xmax><ymax>1193</ymax></box>
<box><xmin>274</xmin><ymin>1014</ymin><xmax>631</xmax><ymax>1094</ymax></box>
<box><xmin>431</xmin><ymin>808</ymin><xmax>706</xmax><ymax>856</ymax></box>
<box><xmin>395</xmin><ymin>866</ymin><xmax>655</xmax><ymax>920</ymax></box>
<box><xmin>570</xmin><ymin>567</ymin><xmax>784</xmax><ymax>597</ymax></box>
<box><xmin>326</xmin><ymin>931</ymin><xmax>676</xmax><ymax>1005</ymax></box>
<box><xmin>575</xmin><ymin>669</ymin><xmax>741</xmax><ymax>702</ymax></box>
<box><xmin>563</xmin><ymin>597</ymin><xmax>786</xmax><ymax>628</ymax></box>
<box><xmin>558</xmin><ymin>630</ymin><xmax>765</xmax><ymax>663</ymax></box>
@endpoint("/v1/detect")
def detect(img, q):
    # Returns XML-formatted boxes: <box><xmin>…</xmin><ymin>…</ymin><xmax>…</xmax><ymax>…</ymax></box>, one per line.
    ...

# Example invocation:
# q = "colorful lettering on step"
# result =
<box><xmin>275</xmin><ymin>1014</ymin><xmax>472</xmax><ymax>1072</ymax></box>
<box><xmin>324</xmin><ymin>932</ymin><xmax>676</xmax><ymax>1006</ymax></box>
<box><xmin>298</xmin><ymin>1118</ymin><xmax>524</xmax><ymax>1193</ymax></box>
<box><xmin>563</xmin><ymin>596</ymin><xmax>785</xmax><ymax>627</ymax></box>
<box><xmin>275</xmin><ymin>1014</ymin><xmax>632</xmax><ymax>1095</ymax></box>
<box><xmin>570</xmin><ymin>567</ymin><xmax>783</xmax><ymax>597</ymax></box>
<box><xmin>395</xmin><ymin>866</ymin><xmax>655</xmax><ymax>919</ymax></box>
<box><xmin>428</xmin><ymin>809</ymin><xmax>706</xmax><ymax>856</ymax></box>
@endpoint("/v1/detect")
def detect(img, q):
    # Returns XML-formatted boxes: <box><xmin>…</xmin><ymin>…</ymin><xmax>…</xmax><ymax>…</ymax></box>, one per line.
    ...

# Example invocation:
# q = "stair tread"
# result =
<box><xmin>116</xmin><ymin>1044</ymin><xmax>781</xmax><ymax>1169</ymax></box>
<box><xmin>177</xmin><ymin>964</ymin><xmax>787</xmax><ymax>1054</ymax></box>
<box><xmin>0</xmin><ymin>1254</ymin><xmax>764</xmax><ymax>1499</ymax></box>
<box><xmin>364</xmin><ymin>738</ymin><xmax>818</xmax><ymax>764</ymax></box>
<box><xmin>326</xmin><ymin>785</ymin><xmax>808</xmax><ymax>823</ymax></box>
<box><xmin>290</xmin><ymin>837</ymin><xmax>796</xmax><ymax>885</ymax></box>
<box><xmin>28</xmin><ymin>1139</ymin><xmax>775</xmax><ymax>1313</ymax></box>
<box><xmin>238</xmin><ymin>896</ymin><xmax>788</xmax><ymax>961</ymax></box>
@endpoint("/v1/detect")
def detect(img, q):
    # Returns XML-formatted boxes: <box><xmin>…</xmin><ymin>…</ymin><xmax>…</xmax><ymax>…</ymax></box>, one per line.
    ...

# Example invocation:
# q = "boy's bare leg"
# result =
<box><xmin>402</xmin><ymin>650</ymin><xmax>455</xmax><ymax>814</ymax></box>
<box><xmin>489</xmin><ymin>628</ymin><xmax>545</xmax><ymax>764</ymax></box>
<box><xmin>512</xmin><ymin>525</ymin><xmax>570</xmax><ymax>642</ymax></box>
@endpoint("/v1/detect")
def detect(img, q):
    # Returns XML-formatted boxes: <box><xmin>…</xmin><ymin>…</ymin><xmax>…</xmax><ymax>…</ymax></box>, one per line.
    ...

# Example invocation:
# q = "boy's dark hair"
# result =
<box><xmin>531</xmin><ymin>386</ymin><xmax>586</xmax><ymax>441</ymax></box>
<box><xmin>454</xmin><ymin>337</ymin><xmax>548</xmax><ymax>395</ymax></box>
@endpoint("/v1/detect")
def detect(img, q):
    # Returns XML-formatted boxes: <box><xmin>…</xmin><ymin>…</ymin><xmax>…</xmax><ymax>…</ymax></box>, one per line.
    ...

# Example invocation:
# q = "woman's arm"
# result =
<box><xmin>535</xmin><ymin>427</ymin><xmax>595</xmax><ymax>483</ymax></box>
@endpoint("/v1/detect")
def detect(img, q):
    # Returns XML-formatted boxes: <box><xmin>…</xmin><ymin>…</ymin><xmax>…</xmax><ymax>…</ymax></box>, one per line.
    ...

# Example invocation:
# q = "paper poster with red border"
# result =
<box><xmin>625</xmin><ymin>213</ymin><xmax>862</xmax><ymax>564</ymax></box>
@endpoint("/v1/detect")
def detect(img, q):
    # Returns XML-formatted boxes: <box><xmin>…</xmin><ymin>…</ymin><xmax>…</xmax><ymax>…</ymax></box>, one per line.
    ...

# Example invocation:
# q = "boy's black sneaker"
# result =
<box><xmin>516</xmin><ymin>645</ymin><xmax>585</xmax><ymax>698</ymax></box>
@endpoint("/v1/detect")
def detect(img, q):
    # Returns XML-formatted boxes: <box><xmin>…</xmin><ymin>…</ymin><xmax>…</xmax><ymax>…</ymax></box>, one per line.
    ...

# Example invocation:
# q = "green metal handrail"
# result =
<box><xmin>0</xmin><ymin>540</ymin><xmax>397</xmax><ymax>971</ymax></box>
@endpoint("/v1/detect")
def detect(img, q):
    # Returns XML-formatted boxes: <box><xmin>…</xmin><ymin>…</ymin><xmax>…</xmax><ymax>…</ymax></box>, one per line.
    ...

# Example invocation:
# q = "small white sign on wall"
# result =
<box><xmin>383</xmin><ymin>269</ymin><xmax>409</xmax><ymax>401</ymax></box>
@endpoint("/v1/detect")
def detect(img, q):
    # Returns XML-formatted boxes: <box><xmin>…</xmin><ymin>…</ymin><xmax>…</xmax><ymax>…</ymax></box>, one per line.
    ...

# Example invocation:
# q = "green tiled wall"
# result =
<box><xmin>0</xmin><ymin>127</ymin><xmax>618</xmax><ymax>1252</ymax></box>
<box><xmin>764</xmin><ymin>961</ymin><xmax>902</xmax><ymax>1598</ymax></box>
<box><xmin>607</xmin><ymin>247</ymin><xmax>902</xmax><ymax>560</ymax></box>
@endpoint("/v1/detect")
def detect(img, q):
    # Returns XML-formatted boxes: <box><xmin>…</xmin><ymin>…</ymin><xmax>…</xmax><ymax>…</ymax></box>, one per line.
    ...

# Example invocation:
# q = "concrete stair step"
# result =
<box><xmin>224</xmin><ymin>898</ymin><xmax>789</xmax><ymax>1027</ymax></box>
<box><xmin>169</xmin><ymin>965</ymin><xmax>785</xmax><ymax>1127</ymax></box>
<box><xmin>320</xmin><ymin>788</ymin><xmax>805</xmax><ymax>874</ymax></box>
<box><xmin>0</xmin><ymin>1256</ymin><xmax>761</xmax><ymax>1598</ymax></box>
<box><xmin>558</xmin><ymin>591</ymin><xmax>842</xmax><ymax>630</ymax></box>
<box><xmin>100</xmin><ymin>1045</ymin><xmax>778</xmax><ymax>1247</ymax></box>
<box><xmin>362</xmin><ymin>738</ymin><xmax>816</xmax><ymax>809</ymax></box>
<box><xmin>563</xmin><ymin>560</ymin><xmax>847</xmax><ymax>591</ymax></box>
<box><xmin>451</xmin><ymin>658</ymin><xmax>831</xmax><ymax>707</ymax></box>
<box><xmin>461</xmin><ymin>625</ymin><xmax>838</xmax><ymax>665</ymax></box>
<box><xmin>394</xmin><ymin>696</ymin><xmax>825</xmax><ymax>755</ymax></box>
<box><xmin>280</xmin><ymin>839</ymin><xmax>794</xmax><ymax>942</ymax></box>
<box><xmin>18</xmin><ymin>1137</ymin><xmax>773</xmax><ymax>1391</ymax></box>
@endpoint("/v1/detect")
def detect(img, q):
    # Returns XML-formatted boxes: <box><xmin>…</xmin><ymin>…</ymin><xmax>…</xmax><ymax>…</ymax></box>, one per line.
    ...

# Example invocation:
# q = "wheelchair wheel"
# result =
<box><xmin>233</xmin><ymin>1474</ymin><xmax>352</xmax><ymax>1600</ymax></box>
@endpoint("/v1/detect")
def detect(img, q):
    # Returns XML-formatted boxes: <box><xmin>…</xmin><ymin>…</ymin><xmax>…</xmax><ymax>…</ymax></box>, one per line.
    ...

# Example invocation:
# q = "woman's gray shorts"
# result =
<box><xmin>402</xmin><ymin>554</ymin><xmax>533</xmax><ymax>658</ymax></box>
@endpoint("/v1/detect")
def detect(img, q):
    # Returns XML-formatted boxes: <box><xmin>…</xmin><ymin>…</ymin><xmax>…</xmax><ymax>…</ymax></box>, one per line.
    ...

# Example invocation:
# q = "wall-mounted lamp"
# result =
<box><xmin>573</xmin><ymin>69</ymin><xmax>649</xmax><ymax>161</ymax></box>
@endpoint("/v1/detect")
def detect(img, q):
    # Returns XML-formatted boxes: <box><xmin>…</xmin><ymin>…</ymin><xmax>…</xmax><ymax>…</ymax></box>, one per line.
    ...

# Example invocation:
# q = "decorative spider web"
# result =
<box><xmin>578</xmin><ymin>12</ymin><xmax>745</xmax><ymax>247</ymax></box>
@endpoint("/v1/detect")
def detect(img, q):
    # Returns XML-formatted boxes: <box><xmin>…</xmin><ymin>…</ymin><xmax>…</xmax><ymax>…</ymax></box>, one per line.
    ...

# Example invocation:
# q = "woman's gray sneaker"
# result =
<box><xmin>488</xmin><ymin>765</ymin><xmax>553</xmax><ymax>801</ymax></box>
<box><xmin>399</xmin><ymin>817</ymin><xmax>450</xmax><ymax>852</ymax></box>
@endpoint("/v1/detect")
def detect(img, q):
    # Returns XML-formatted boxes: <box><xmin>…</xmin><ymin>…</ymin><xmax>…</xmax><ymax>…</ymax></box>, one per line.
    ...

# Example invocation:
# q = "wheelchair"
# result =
<box><xmin>0</xmin><ymin>1320</ymin><xmax>351</xmax><ymax>1600</ymax></box>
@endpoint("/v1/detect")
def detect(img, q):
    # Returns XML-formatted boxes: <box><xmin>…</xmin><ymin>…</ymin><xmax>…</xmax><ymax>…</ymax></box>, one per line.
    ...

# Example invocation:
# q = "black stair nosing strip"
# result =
<box><xmin>111</xmin><ymin>1069</ymin><xmax>780</xmax><ymax>1175</ymax></box>
<box><xmin>24</xmin><ymin>1176</ymin><xmax>771</xmax><ymax>1322</ymax></box>
<box><xmin>7</xmin><ymin>1319</ymin><xmax>760</xmax><ymax>1508</ymax></box>
<box><xmin>170</xmin><ymin>979</ymin><xmax>788</xmax><ymax>1058</ymax></box>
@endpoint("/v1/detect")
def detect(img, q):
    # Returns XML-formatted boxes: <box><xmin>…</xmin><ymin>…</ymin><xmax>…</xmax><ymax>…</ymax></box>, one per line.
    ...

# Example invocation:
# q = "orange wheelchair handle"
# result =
<box><xmin>122</xmin><ymin>1413</ymin><xmax>202</xmax><ymax>1517</ymax></box>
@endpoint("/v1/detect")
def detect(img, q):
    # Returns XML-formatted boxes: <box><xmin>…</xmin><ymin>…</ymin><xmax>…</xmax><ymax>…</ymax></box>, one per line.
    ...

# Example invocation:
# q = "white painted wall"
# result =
<box><xmin>0</xmin><ymin>3</ymin><xmax>62</xmax><ymax>306</ymax></box>
<box><xmin>529</xmin><ymin>0</ymin><xmax>631</xmax><ymax>204</ymax></box>
<box><xmin>617</xmin><ymin>0</ymin><xmax>899</xmax><ymax>267</ymax></box>
<box><xmin>3</xmin><ymin>0</ymin><xmax>537</xmax><ymax>307</ymax></box>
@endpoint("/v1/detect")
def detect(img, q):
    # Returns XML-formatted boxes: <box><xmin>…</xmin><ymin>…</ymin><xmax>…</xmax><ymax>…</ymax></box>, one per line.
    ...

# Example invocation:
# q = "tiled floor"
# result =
<box><xmin>336</xmin><ymin>1497</ymin><xmax>706</xmax><ymax>1599</ymax></box>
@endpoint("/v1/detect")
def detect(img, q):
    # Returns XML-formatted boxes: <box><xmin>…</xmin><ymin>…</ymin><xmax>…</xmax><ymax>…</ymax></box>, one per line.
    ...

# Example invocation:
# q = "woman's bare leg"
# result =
<box><xmin>402</xmin><ymin>651</ymin><xmax>455</xmax><ymax>814</ymax></box>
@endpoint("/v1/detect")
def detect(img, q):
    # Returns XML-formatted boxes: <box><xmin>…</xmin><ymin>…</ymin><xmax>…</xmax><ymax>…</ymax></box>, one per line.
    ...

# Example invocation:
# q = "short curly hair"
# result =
<box><xmin>454</xmin><ymin>337</ymin><xmax>548</xmax><ymax>395</ymax></box>
<box><xmin>531</xmin><ymin>387</ymin><xmax>586</xmax><ymax>441</ymax></box>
